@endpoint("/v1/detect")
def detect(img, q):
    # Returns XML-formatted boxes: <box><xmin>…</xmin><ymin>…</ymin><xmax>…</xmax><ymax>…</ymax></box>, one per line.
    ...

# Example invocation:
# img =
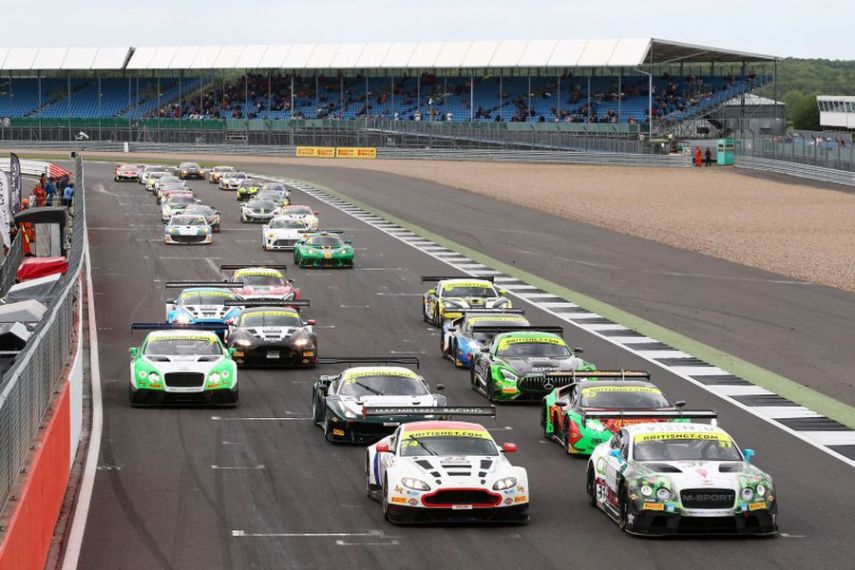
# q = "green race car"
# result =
<box><xmin>541</xmin><ymin>371</ymin><xmax>693</xmax><ymax>455</ymax></box>
<box><xmin>236</xmin><ymin>179</ymin><xmax>264</xmax><ymax>202</ymax></box>
<box><xmin>470</xmin><ymin>326</ymin><xmax>595</xmax><ymax>402</ymax></box>
<box><xmin>293</xmin><ymin>230</ymin><xmax>354</xmax><ymax>268</ymax></box>
<box><xmin>128</xmin><ymin>324</ymin><xmax>238</xmax><ymax>407</ymax></box>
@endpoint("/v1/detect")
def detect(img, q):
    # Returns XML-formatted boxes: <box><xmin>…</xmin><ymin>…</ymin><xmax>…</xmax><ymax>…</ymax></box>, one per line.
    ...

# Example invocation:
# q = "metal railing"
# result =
<box><xmin>737</xmin><ymin>130</ymin><xmax>855</xmax><ymax>173</ymax></box>
<box><xmin>736</xmin><ymin>156</ymin><xmax>855</xmax><ymax>187</ymax></box>
<box><xmin>0</xmin><ymin>156</ymin><xmax>85</xmax><ymax>511</ymax></box>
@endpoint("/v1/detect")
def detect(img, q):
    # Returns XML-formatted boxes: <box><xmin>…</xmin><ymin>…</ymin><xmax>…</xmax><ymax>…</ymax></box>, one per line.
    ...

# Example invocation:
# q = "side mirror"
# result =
<box><xmin>129</xmin><ymin>347</ymin><xmax>138</xmax><ymax>358</ymax></box>
<box><xmin>501</xmin><ymin>443</ymin><xmax>517</xmax><ymax>453</ymax></box>
<box><xmin>675</xmin><ymin>400</ymin><xmax>687</xmax><ymax>409</ymax></box>
<box><xmin>435</xmin><ymin>383</ymin><xmax>445</xmax><ymax>392</ymax></box>
<box><xmin>499</xmin><ymin>289</ymin><xmax>508</xmax><ymax>295</ymax></box>
<box><xmin>228</xmin><ymin>348</ymin><xmax>236</xmax><ymax>357</ymax></box>
<box><xmin>575</xmin><ymin>346</ymin><xmax>584</xmax><ymax>354</ymax></box>
<box><xmin>166</xmin><ymin>298</ymin><xmax>175</xmax><ymax>304</ymax></box>
<box><xmin>376</xmin><ymin>442</ymin><xmax>391</xmax><ymax>453</ymax></box>
<box><xmin>305</xmin><ymin>319</ymin><xmax>316</xmax><ymax>326</ymax></box>
<box><xmin>743</xmin><ymin>448</ymin><xmax>755</xmax><ymax>463</ymax></box>
<box><xmin>344</xmin><ymin>240</ymin><xmax>352</xmax><ymax>245</ymax></box>
<box><xmin>314</xmin><ymin>210</ymin><xmax>320</xmax><ymax>215</ymax></box>
<box><xmin>480</xmin><ymin>347</ymin><xmax>490</xmax><ymax>353</ymax></box>
<box><xmin>609</xmin><ymin>449</ymin><xmax>623</xmax><ymax>462</ymax></box>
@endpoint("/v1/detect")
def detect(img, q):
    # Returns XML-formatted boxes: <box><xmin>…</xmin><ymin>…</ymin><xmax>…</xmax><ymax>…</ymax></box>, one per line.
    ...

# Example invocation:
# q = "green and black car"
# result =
<box><xmin>294</xmin><ymin>230</ymin><xmax>355</xmax><ymax>268</ymax></box>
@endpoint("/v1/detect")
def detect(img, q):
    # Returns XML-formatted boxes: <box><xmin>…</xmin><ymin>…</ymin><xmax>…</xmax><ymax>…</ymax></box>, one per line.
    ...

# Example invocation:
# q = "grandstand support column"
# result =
<box><xmin>470</xmin><ymin>75</ymin><xmax>474</xmax><ymax>122</ymax></box>
<box><xmin>618</xmin><ymin>72</ymin><xmax>622</xmax><ymax>123</ymax></box>
<box><xmin>527</xmin><ymin>75</ymin><xmax>531</xmax><ymax>122</ymax></box>
<box><xmin>38</xmin><ymin>74</ymin><xmax>42</xmax><ymax>141</ymax></box>
<box><xmin>98</xmin><ymin>76</ymin><xmax>102</xmax><ymax>141</ymax></box>
<box><xmin>417</xmin><ymin>71</ymin><xmax>421</xmax><ymax>116</ymax></box>
<box><xmin>67</xmin><ymin>74</ymin><xmax>71</xmax><ymax>141</ymax></box>
<box><xmin>157</xmin><ymin>75</ymin><xmax>161</xmax><ymax>138</ymax></box>
<box><xmin>179</xmin><ymin>74</ymin><xmax>183</xmax><ymax>139</ymax></box>
<box><xmin>390</xmin><ymin>76</ymin><xmax>395</xmax><ymax>118</ymax></box>
<box><xmin>127</xmin><ymin>77</ymin><xmax>132</xmax><ymax>133</ymax></box>
<box><xmin>290</xmin><ymin>74</ymin><xmax>295</xmax><ymax>120</ymax></box>
<box><xmin>557</xmin><ymin>75</ymin><xmax>561</xmax><ymax>119</ymax></box>
<box><xmin>587</xmin><ymin>72</ymin><xmax>591</xmax><ymax>123</ymax></box>
<box><xmin>245</xmin><ymin>73</ymin><xmax>249</xmax><ymax>121</ymax></box>
<box><xmin>365</xmin><ymin>75</ymin><xmax>369</xmax><ymax>125</ymax></box>
<box><xmin>340</xmin><ymin>75</ymin><xmax>344</xmax><ymax>120</ymax></box>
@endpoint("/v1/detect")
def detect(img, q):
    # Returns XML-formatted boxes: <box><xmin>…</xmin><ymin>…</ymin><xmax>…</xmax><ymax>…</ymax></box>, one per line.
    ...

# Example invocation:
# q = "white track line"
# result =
<box><xmin>61</xmin><ymin>236</ymin><xmax>103</xmax><ymax>570</ymax></box>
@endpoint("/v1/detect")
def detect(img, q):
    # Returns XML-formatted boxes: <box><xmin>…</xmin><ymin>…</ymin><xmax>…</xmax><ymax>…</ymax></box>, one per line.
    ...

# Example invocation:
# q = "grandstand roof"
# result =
<box><xmin>0</xmin><ymin>39</ymin><xmax>774</xmax><ymax>72</ymax></box>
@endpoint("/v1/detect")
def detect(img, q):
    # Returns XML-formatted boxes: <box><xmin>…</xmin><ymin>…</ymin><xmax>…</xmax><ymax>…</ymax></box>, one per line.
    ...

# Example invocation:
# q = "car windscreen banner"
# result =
<box><xmin>9</xmin><ymin>153</ymin><xmax>22</xmax><ymax>215</ymax></box>
<box><xmin>0</xmin><ymin>170</ymin><xmax>10</xmax><ymax>250</ymax></box>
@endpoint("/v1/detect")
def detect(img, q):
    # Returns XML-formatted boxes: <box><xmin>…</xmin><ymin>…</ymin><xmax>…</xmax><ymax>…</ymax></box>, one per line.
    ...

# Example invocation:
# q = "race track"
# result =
<box><xmin>78</xmin><ymin>162</ymin><xmax>855</xmax><ymax>569</ymax></box>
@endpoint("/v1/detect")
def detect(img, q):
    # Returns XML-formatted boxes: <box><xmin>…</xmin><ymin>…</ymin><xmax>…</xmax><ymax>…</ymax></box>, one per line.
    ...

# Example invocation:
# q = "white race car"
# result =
<box><xmin>128</xmin><ymin>325</ymin><xmax>238</xmax><ymax>406</ymax></box>
<box><xmin>164</xmin><ymin>214</ymin><xmax>212</xmax><ymax>245</ymax></box>
<box><xmin>161</xmin><ymin>194</ymin><xmax>200</xmax><ymax>223</ymax></box>
<box><xmin>219</xmin><ymin>171</ymin><xmax>249</xmax><ymax>190</ymax></box>
<box><xmin>277</xmin><ymin>205</ymin><xmax>319</xmax><ymax>230</ymax></box>
<box><xmin>139</xmin><ymin>165</ymin><xmax>170</xmax><ymax>184</ymax></box>
<box><xmin>587</xmin><ymin>416</ymin><xmax>777</xmax><ymax>535</ymax></box>
<box><xmin>263</xmin><ymin>216</ymin><xmax>308</xmax><ymax>250</ymax></box>
<box><xmin>366</xmin><ymin>420</ymin><xmax>529</xmax><ymax>524</ymax></box>
<box><xmin>240</xmin><ymin>197</ymin><xmax>280</xmax><ymax>224</ymax></box>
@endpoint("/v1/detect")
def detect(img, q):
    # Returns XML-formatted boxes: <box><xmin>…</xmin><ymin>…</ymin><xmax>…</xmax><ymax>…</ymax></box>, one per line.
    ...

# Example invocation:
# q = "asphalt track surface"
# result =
<box><xmin>80</xmin><ymin>162</ymin><xmax>855</xmax><ymax>569</ymax></box>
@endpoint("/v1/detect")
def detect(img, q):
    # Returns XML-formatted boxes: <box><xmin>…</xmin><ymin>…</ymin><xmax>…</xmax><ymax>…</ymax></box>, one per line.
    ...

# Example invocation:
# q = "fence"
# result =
<box><xmin>737</xmin><ymin>130</ymin><xmax>855</xmax><ymax>173</ymax></box>
<box><xmin>0</xmin><ymin>156</ymin><xmax>85</xmax><ymax>511</ymax></box>
<box><xmin>736</xmin><ymin>156</ymin><xmax>855</xmax><ymax>187</ymax></box>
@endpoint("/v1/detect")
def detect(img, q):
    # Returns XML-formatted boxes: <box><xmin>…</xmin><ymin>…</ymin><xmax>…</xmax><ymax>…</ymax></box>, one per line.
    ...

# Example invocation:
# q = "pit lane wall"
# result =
<box><xmin>0</xmin><ymin>157</ymin><xmax>86</xmax><ymax>570</ymax></box>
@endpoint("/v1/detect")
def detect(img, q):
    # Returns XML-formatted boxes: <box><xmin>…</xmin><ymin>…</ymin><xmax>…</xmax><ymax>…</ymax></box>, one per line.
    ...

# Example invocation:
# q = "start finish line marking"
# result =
<box><xmin>232</xmin><ymin>530</ymin><xmax>386</xmax><ymax>538</ymax></box>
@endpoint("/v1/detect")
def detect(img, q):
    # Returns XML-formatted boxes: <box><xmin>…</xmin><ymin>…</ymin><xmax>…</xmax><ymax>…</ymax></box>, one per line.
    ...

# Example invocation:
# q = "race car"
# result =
<box><xmin>165</xmin><ymin>283</ymin><xmax>244</xmax><ymax>331</ymax></box>
<box><xmin>240</xmin><ymin>197</ymin><xmax>280</xmax><ymax>223</ymax></box>
<box><xmin>219</xmin><ymin>171</ymin><xmax>249</xmax><ymax>190</ymax></box>
<box><xmin>207</xmin><ymin>165</ymin><xmax>235</xmax><ymax>184</ymax></box>
<box><xmin>221</xmin><ymin>264</ymin><xmax>300</xmax><ymax>301</ymax></box>
<box><xmin>139</xmin><ymin>165</ymin><xmax>171</xmax><ymax>184</ymax></box>
<box><xmin>155</xmin><ymin>179</ymin><xmax>189</xmax><ymax>203</ymax></box>
<box><xmin>114</xmin><ymin>163</ymin><xmax>143</xmax><ymax>181</ymax></box>
<box><xmin>144</xmin><ymin>171</ymin><xmax>170</xmax><ymax>192</ymax></box>
<box><xmin>262</xmin><ymin>216</ymin><xmax>308</xmax><ymax>250</ymax></box>
<box><xmin>366</xmin><ymin>420</ymin><xmax>529</xmax><ymax>524</ymax></box>
<box><xmin>178</xmin><ymin>161</ymin><xmax>203</xmax><ymax>180</ymax></box>
<box><xmin>277</xmin><ymin>205</ymin><xmax>319</xmax><ymax>229</ymax></box>
<box><xmin>540</xmin><ymin>371</ymin><xmax>689</xmax><ymax>455</ymax></box>
<box><xmin>164</xmin><ymin>214</ymin><xmax>212</xmax><ymax>245</ymax></box>
<box><xmin>293</xmin><ymin>230</ymin><xmax>354</xmax><ymax>268</ymax></box>
<box><xmin>470</xmin><ymin>327</ymin><xmax>595</xmax><ymax>402</ymax></box>
<box><xmin>254</xmin><ymin>190</ymin><xmax>290</xmax><ymax>209</ymax></box>
<box><xmin>422</xmin><ymin>276</ymin><xmax>512</xmax><ymax>326</ymax></box>
<box><xmin>441</xmin><ymin>309</ymin><xmax>529</xmax><ymax>368</ymax></box>
<box><xmin>235</xmin><ymin>179</ymin><xmax>265</xmax><ymax>202</ymax></box>
<box><xmin>128</xmin><ymin>323</ymin><xmax>238</xmax><ymax>406</ymax></box>
<box><xmin>312</xmin><ymin>358</ymin><xmax>448</xmax><ymax>443</ymax></box>
<box><xmin>587</xmin><ymin>417</ymin><xmax>777</xmax><ymax>535</ymax></box>
<box><xmin>184</xmin><ymin>204</ymin><xmax>221</xmax><ymax>232</ymax></box>
<box><xmin>161</xmin><ymin>194</ymin><xmax>200</xmax><ymax>223</ymax></box>
<box><xmin>226</xmin><ymin>302</ymin><xmax>316</xmax><ymax>367</ymax></box>
<box><xmin>261</xmin><ymin>182</ymin><xmax>291</xmax><ymax>199</ymax></box>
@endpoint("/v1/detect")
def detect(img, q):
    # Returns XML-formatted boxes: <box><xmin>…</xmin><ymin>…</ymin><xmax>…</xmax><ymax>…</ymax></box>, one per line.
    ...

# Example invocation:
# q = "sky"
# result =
<box><xmin>2</xmin><ymin>0</ymin><xmax>853</xmax><ymax>60</ymax></box>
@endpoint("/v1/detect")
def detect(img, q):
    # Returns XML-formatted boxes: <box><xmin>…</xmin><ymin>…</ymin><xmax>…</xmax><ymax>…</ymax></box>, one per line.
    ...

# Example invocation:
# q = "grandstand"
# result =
<box><xmin>0</xmin><ymin>39</ymin><xmax>776</xmax><ymax>142</ymax></box>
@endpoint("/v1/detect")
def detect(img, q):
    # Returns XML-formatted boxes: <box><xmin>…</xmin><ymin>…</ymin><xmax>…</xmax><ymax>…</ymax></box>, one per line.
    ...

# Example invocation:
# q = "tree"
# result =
<box><xmin>790</xmin><ymin>93</ymin><xmax>820</xmax><ymax>130</ymax></box>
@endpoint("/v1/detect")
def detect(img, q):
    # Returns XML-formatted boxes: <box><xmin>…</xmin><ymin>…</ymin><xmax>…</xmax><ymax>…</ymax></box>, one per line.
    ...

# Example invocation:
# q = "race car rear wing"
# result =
<box><xmin>459</xmin><ymin>309</ymin><xmax>525</xmax><ymax>315</ymax></box>
<box><xmin>318</xmin><ymin>356</ymin><xmax>420</xmax><ymax>369</ymax></box>
<box><xmin>421</xmin><ymin>275</ymin><xmax>494</xmax><ymax>283</ymax></box>
<box><xmin>362</xmin><ymin>406</ymin><xmax>496</xmax><ymax>418</ymax></box>
<box><xmin>130</xmin><ymin>322</ymin><xmax>227</xmax><ymax>332</ymax></box>
<box><xmin>297</xmin><ymin>229</ymin><xmax>343</xmax><ymax>234</ymax></box>
<box><xmin>580</xmin><ymin>409</ymin><xmax>718</xmax><ymax>427</ymax></box>
<box><xmin>165</xmin><ymin>281</ymin><xmax>244</xmax><ymax>288</ymax></box>
<box><xmin>470</xmin><ymin>325</ymin><xmax>564</xmax><ymax>336</ymax></box>
<box><xmin>551</xmin><ymin>370</ymin><xmax>651</xmax><ymax>399</ymax></box>
<box><xmin>220</xmin><ymin>264</ymin><xmax>289</xmax><ymax>271</ymax></box>
<box><xmin>224</xmin><ymin>299</ymin><xmax>310</xmax><ymax>309</ymax></box>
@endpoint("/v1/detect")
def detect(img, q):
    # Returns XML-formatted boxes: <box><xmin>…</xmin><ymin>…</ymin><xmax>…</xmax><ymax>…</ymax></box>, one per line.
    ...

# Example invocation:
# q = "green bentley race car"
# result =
<box><xmin>128</xmin><ymin>324</ymin><xmax>238</xmax><ymax>406</ymax></box>
<box><xmin>470</xmin><ymin>327</ymin><xmax>595</xmax><ymax>402</ymax></box>
<box><xmin>293</xmin><ymin>230</ymin><xmax>354</xmax><ymax>268</ymax></box>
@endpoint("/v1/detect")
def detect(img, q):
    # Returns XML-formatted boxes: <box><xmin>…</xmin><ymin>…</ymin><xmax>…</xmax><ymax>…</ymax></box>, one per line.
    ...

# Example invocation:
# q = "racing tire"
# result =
<box><xmin>365</xmin><ymin>452</ymin><xmax>379</xmax><ymax>496</ymax></box>
<box><xmin>432</xmin><ymin>307</ymin><xmax>441</xmax><ymax>327</ymax></box>
<box><xmin>470</xmin><ymin>367</ymin><xmax>478</xmax><ymax>392</ymax></box>
<box><xmin>128</xmin><ymin>385</ymin><xmax>144</xmax><ymax>407</ymax></box>
<box><xmin>485</xmin><ymin>375</ymin><xmax>496</xmax><ymax>403</ymax></box>
<box><xmin>586</xmin><ymin>466</ymin><xmax>597</xmax><ymax>508</ymax></box>
<box><xmin>213</xmin><ymin>224</ymin><xmax>220</xmax><ymax>233</ymax></box>
<box><xmin>564</xmin><ymin>421</ymin><xmax>577</xmax><ymax>456</ymax></box>
<box><xmin>311</xmin><ymin>394</ymin><xmax>324</xmax><ymax>426</ymax></box>
<box><xmin>323</xmin><ymin>417</ymin><xmax>336</xmax><ymax>443</ymax></box>
<box><xmin>617</xmin><ymin>483</ymin><xmax>630</xmax><ymax>532</ymax></box>
<box><xmin>381</xmin><ymin>480</ymin><xmax>393</xmax><ymax>522</ymax></box>
<box><xmin>422</xmin><ymin>301</ymin><xmax>430</xmax><ymax>324</ymax></box>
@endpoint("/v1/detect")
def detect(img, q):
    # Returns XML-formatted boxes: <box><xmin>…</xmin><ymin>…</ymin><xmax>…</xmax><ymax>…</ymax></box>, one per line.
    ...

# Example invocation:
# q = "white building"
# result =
<box><xmin>817</xmin><ymin>95</ymin><xmax>855</xmax><ymax>130</ymax></box>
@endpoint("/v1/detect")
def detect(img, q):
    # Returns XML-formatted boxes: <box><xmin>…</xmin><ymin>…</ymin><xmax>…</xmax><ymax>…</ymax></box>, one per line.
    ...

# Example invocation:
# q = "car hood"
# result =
<box><xmin>336</xmin><ymin>395</ymin><xmax>442</xmax><ymax>417</ymax></box>
<box><xmin>143</xmin><ymin>355</ymin><xmax>222</xmax><ymax>371</ymax></box>
<box><xmin>442</xmin><ymin>296</ymin><xmax>502</xmax><ymax>308</ymax></box>
<box><xmin>231</xmin><ymin>285</ymin><xmax>296</xmax><ymax>299</ymax></box>
<box><xmin>405</xmin><ymin>454</ymin><xmax>510</xmax><ymax>482</ymax></box>
<box><xmin>634</xmin><ymin>460</ymin><xmax>769</xmax><ymax>494</ymax></box>
<box><xmin>235</xmin><ymin>325</ymin><xmax>309</xmax><ymax>342</ymax></box>
<box><xmin>167</xmin><ymin>224</ymin><xmax>206</xmax><ymax>234</ymax></box>
<box><xmin>266</xmin><ymin>228</ymin><xmax>304</xmax><ymax>238</ymax></box>
<box><xmin>501</xmin><ymin>356</ymin><xmax>581</xmax><ymax>374</ymax></box>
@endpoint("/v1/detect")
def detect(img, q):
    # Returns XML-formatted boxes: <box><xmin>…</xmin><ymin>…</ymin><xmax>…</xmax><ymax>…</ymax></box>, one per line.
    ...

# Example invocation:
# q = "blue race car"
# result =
<box><xmin>440</xmin><ymin>309</ymin><xmax>529</xmax><ymax>368</ymax></box>
<box><xmin>165</xmin><ymin>282</ymin><xmax>244</xmax><ymax>334</ymax></box>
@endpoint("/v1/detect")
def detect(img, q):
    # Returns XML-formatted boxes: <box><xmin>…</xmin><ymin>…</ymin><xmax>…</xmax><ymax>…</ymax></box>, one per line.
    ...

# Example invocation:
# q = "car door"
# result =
<box><xmin>603</xmin><ymin>429</ymin><xmax>628</xmax><ymax>508</ymax></box>
<box><xmin>377</xmin><ymin>430</ymin><xmax>399</xmax><ymax>489</ymax></box>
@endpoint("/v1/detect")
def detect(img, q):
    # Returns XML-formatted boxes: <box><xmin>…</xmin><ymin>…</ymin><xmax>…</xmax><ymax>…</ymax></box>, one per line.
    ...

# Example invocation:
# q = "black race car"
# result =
<box><xmin>225</xmin><ymin>301</ymin><xmax>316</xmax><ymax>367</ymax></box>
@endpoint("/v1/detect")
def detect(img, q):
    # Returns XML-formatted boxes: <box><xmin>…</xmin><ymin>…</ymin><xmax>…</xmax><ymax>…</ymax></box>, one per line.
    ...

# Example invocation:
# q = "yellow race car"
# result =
<box><xmin>421</xmin><ymin>276</ymin><xmax>511</xmax><ymax>326</ymax></box>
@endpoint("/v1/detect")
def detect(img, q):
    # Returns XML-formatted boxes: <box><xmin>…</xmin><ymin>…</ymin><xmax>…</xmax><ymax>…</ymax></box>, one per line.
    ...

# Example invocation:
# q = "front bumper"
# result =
<box><xmin>232</xmin><ymin>345</ymin><xmax>316</xmax><ymax>368</ymax></box>
<box><xmin>386</xmin><ymin>503</ymin><xmax>529</xmax><ymax>524</ymax></box>
<box><xmin>115</xmin><ymin>173</ymin><xmax>138</xmax><ymax>181</ymax></box>
<box><xmin>298</xmin><ymin>254</ymin><xmax>354</xmax><ymax>268</ymax></box>
<box><xmin>180</xmin><ymin>171</ymin><xmax>203</xmax><ymax>179</ymax></box>
<box><xmin>130</xmin><ymin>386</ymin><xmax>238</xmax><ymax>406</ymax></box>
<box><xmin>625</xmin><ymin>505</ymin><xmax>778</xmax><ymax>536</ymax></box>
<box><xmin>265</xmin><ymin>238</ymin><xmax>298</xmax><ymax>250</ymax></box>
<box><xmin>165</xmin><ymin>234</ymin><xmax>212</xmax><ymax>245</ymax></box>
<box><xmin>241</xmin><ymin>213</ymin><xmax>275</xmax><ymax>223</ymax></box>
<box><xmin>326</xmin><ymin>418</ymin><xmax>399</xmax><ymax>444</ymax></box>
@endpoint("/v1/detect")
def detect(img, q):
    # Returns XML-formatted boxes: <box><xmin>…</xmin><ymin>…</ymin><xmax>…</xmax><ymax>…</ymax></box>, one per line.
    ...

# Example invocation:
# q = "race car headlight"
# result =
<box><xmin>212</xmin><ymin>215</ymin><xmax>220</xmax><ymax>224</ymax></box>
<box><xmin>741</xmin><ymin>487</ymin><xmax>755</xmax><ymax>502</ymax></box>
<box><xmin>655</xmin><ymin>487</ymin><xmax>672</xmax><ymax>501</ymax></box>
<box><xmin>233</xmin><ymin>338</ymin><xmax>252</xmax><ymax>347</ymax></box>
<box><xmin>492</xmin><ymin>298</ymin><xmax>511</xmax><ymax>308</ymax></box>
<box><xmin>170</xmin><ymin>228</ymin><xmax>180</xmax><ymax>235</ymax></box>
<box><xmin>587</xmin><ymin>419</ymin><xmax>606</xmax><ymax>432</ymax></box>
<box><xmin>137</xmin><ymin>370</ymin><xmax>147</xmax><ymax>379</ymax></box>
<box><xmin>492</xmin><ymin>477</ymin><xmax>517</xmax><ymax>491</ymax></box>
<box><xmin>147</xmin><ymin>372</ymin><xmax>160</xmax><ymax>382</ymax></box>
<box><xmin>293</xmin><ymin>337</ymin><xmax>310</xmax><ymax>348</ymax></box>
<box><xmin>267</xmin><ymin>233</ymin><xmax>276</xmax><ymax>239</ymax></box>
<box><xmin>443</xmin><ymin>301</ymin><xmax>462</xmax><ymax>310</ymax></box>
<box><xmin>208</xmin><ymin>372</ymin><xmax>221</xmax><ymax>383</ymax></box>
<box><xmin>500</xmin><ymin>369</ymin><xmax>518</xmax><ymax>383</ymax></box>
<box><xmin>401</xmin><ymin>477</ymin><xmax>430</xmax><ymax>491</ymax></box>
<box><xmin>640</xmin><ymin>485</ymin><xmax>653</xmax><ymax>497</ymax></box>
<box><xmin>756</xmin><ymin>484</ymin><xmax>767</xmax><ymax>497</ymax></box>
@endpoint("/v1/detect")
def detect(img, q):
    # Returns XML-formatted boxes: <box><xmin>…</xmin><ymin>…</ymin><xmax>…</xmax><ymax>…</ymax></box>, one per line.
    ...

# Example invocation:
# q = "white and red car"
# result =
<box><xmin>114</xmin><ymin>163</ymin><xmax>143</xmax><ymax>181</ymax></box>
<box><xmin>366</xmin><ymin>420</ymin><xmax>529</xmax><ymax>524</ymax></box>
<box><xmin>222</xmin><ymin>265</ymin><xmax>300</xmax><ymax>301</ymax></box>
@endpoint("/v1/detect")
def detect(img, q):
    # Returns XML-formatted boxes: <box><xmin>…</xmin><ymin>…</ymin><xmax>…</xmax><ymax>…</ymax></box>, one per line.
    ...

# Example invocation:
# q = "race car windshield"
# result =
<box><xmin>307</xmin><ymin>236</ymin><xmax>343</xmax><ymax>247</ymax></box>
<box><xmin>270</xmin><ymin>219</ymin><xmax>305</xmax><ymax>229</ymax></box>
<box><xmin>144</xmin><ymin>339</ymin><xmax>221</xmax><ymax>356</ymax></box>
<box><xmin>180</xmin><ymin>292</ymin><xmax>233</xmax><ymax>305</ymax></box>
<box><xmin>186</xmin><ymin>206</ymin><xmax>214</xmax><ymax>216</ymax></box>
<box><xmin>239</xmin><ymin>312</ymin><xmax>302</xmax><ymax>327</ymax></box>
<box><xmin>443</xmin><ymin>286</ymin><xmax>497</xmax><ymax>298</ymax></box>
<box><xmin>400</xmin><ymin>436</ymin><xmax>498</xmax><ymax>457</ymax></box>
<box><xmin>263</xmin><ymin>184</ymin><xmax>286</xmax><ymax>192</ymax></box>
<box><xmin>339</xmin><ymin>376</ymin><xmax>428</xmax><ymax>397</ymax></box>
<box><xmin>497</xmin><ymin>341</ymin><xmax>571</xmax><ymax>358</ymax></box>
<box><xmin>469</xmin><ymin>319</ymin><xmax>527</xmax><ymax>340</ymax></box>
<box><xmin>214</xmin><ymin>166</ymin><xmax>234</xmax><ymax>172</ymax></box>
<box><xmin>160</xmin><ymin>177</ymin><xmax>180</xmax><ymax>184</ymax></box>
<box><xmin>286</xmin><ymin>207</ymin><xmax>313</xmax><ymax>215</ymax></box>
<box><xmin>118</xmin><ymin>164</ymin><xmax>137</xmax><ymax>170</ymax></box>
<box><xmin>168</xmin><ymin>196</ymin><xmax>195</xmax><ymax>205</ymax></box>
<box><xmin>231</xmin><ymin>173</ymin><xmax>248</xmax><ymax>179</ymax></box>
<box><xmin>580</xmin><ymin>388</ymin><xmax>671</xmax><ymax>409</ymax></box>
<box><xmin>248</xmin><ymin>200</ymin><xmax>277</xmax><ymax>210</ymax></box>
<box><xmin>238</xmin><ymin>275</ymin><xmax>285</xmax><ymax>286</ymax></box>
<box><xmin>171</xmin><ymin>216</ymin><xmax>206</xmax><ymax>226</ymax></box>
<box><xmin>633</xmin><ymin>438</ymin><xmax>743</xmax><ymax>462</ymax></box>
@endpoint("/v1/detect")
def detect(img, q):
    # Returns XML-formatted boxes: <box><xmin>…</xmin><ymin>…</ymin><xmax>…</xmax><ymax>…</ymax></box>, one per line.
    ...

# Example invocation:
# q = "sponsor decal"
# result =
<box><xmin>643</xmin><ymin>503</ymin><xmax>665</xmax><ymax>511</ymax></box>
<box><xmin>181</xmin><ymin>290</ymin><xmax>233</xmax><ymax>299</ymax></box>
<box><xmin>468</xmin><ymin>316</ymin><xmax>527</xmax><ymax>325</ymax></box>
<box><xmin>407</xmin><ymin>498</ymin><xmax>418</xmax><ymax>506</ymax></box>
<box><xmin>332</xmin><ymin>428</ymin><xmax>345</xmax><ymax>436</ymax></box>
<box><xmin>394</xmin><ymin>485</ymin><xmax>404</xmax><ymax>494</ymax></box>
<box><xmin>513</xmin><ymin>495</ymin><xmax>528</xmax><ymax>503</ymax></box>
<box><xmin>441</xmin><ymin>281</ymin><xmax>492</xmax><ymax>291</ymax></box>
<box><xmin>343</xmin><ymin>369</ymin><xmax>419</xmax><ymax>381</ymax></box>
<box><xmin>582</xmin><ymin>386</ymin><xmax>662</xmax><ymax>397</ymax></box>
<box><xmin>635</xmin><ymin>431</ymin><xmax>733</xmax><ymax>446</ymax></box>
<box><xmin>749</xmin><ymin>501</ymin><xmax>767</xmax><ymax>511</ymax></box>
<box><xmin>504</xmin><ymin>498</ymin><xmax>514</xmax><ymax>505</ymax></box>
<box><xmin>497</xmin><ymin>335</ymin><xmax>565</xmax><ymax>350</ymax></box>
<box><xmin>403</xmin><ymin>429</ymin><xmax>490</xmax><ymax>440</ymax></box>
<box><xmin>235</xmin><ymin>269</ymin><xmax>284</xmax><ymax>278</ymax></box>
<box><xmin>151</xmin><ymin>334</ymin><xmax>218</xmax><ymax>343</ymax></box>
<box><xmin>501</xmin><ymin>387</ymin><xmax>518</xmax><ymax>394</ymax></box>
<box><xmin>390</xmin><ymin>496</ymin><xmax>407</xmax><ymax>505</ymax></box>
<box><xmin>245</xmin><ymin>310</ymin><xmax>299</xmax><ymax>319</ymax></box>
